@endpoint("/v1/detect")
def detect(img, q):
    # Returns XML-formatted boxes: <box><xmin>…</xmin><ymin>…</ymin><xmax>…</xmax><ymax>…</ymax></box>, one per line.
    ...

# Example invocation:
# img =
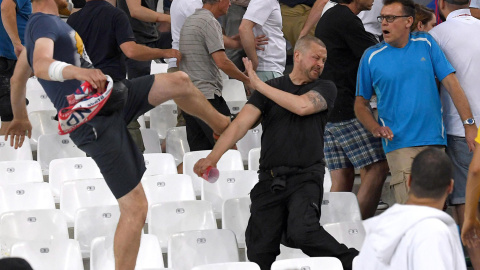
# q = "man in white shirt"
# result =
<box><xmin>355</xmin><ymin>148</ymin><xmax>467</xmax><ymax>270</ymax></box>
<box><xmin>429</xmin><ymin>0</ymin><xmax>480</xmax><ymax>267</ymax></box>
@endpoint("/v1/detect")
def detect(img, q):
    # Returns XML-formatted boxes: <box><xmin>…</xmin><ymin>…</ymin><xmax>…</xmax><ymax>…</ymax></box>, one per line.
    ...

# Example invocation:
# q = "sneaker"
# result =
<box><xmin>377</xmin><ymin>199</ymin><xmax>389</xmax><ymax>210</ymax></box>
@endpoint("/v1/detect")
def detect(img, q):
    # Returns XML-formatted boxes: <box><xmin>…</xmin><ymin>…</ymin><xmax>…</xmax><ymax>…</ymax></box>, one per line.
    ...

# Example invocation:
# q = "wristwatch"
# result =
<box><xmin>463</xmin><ymin>118</ymin><xmax>475</xmax><ymax>125</ymax></box>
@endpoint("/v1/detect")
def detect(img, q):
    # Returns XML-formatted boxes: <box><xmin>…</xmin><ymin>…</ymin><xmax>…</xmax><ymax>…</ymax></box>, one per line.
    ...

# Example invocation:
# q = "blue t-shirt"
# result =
<box><xmin>25</xmin><ymin>13</ymin><xmax>89</xmax><ymax>111</ymax></box>
<box><xmin>356</xmin><ymin>32</ymin><xmax>454</xmax><ymax>153</ymax></box>
<box><xmin>0</xmin><ymin>0</ymin><xmax>32</xmax><ymax>60</ymax></box>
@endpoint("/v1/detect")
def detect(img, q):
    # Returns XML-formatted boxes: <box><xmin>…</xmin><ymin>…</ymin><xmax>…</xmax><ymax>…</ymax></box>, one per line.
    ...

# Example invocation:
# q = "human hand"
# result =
<box><xmin>465</xmin><ymin>125</ymin><xmax>477</xmax><ymax>152</ymax></box>
<box><xmin>242</xmin><ymin>57</ymin><xmax>260</xmax><ymax>88</ymax></box>
<box><xmin>4</xmin><ymin>118</ymin><xmax>32</xmax><ymax>149</ymax></box>
<box><xmin>193</xmin><ymin>158</ymin><xmax>217</xmax><ymax>178</ymax></box>
<box><xmin>254</xmin><ymin>35</ymin><xmax>268</xmax><ymax>51</ymax></box>
<box><xmin>162</xmin><ymin>49</ymin><xmax>182</xmax><ymax>66</ymax></box>
<box><xmin>372</xmin><ymin>126</ymin><xmax>394</xmax><ymax>141</ymax></box>
<box><xmin>76</xmin><ymin>68</ymin><xmax>107</xmax><ymax>91</ymax></box>
<box><xmin>462</xmin><ymin>218</ymin><xmax>480</xmax><ymax>248</ymax></box>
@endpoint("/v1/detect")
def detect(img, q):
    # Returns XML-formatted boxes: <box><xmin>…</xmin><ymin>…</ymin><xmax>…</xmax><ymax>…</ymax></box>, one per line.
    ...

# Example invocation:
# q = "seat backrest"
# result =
<box><xmin>247</xmin><ymin>148</ymin><xmax>260</xmax><ymax>172</ymax></box>
<box><xmin>11</xmin><ymin>239</ymin><xmax>83</xmax><ymax>270</ymax></box>
<box><xmin>271</xmin><ymin>257</ymin><xmax>343</xmax><ymax>270</ymax></box>
<box><xmin>140</xmin><ymin>129</ymin><xmax>162</xmax><ymax>154</ymax></box>
<box><xmin>275</xmin><ymin>245</ymin><xmax>309</xmax><ymax>261</ymax></box>
<box><xmin>149</xmin><ymin>102</ymin><xmax>178</xmax><ymax>140</ymax></box>
<box><xmin>37</xmin><ymin>134</ymin><xmax>86</xmax><ymax>175</ymax></box>
<box><xmin>60</xmin><ymin>178</ymin><xmax>118</xmax><ymax>227</ymax></box>
<box><xmin>236</xmin><ymin>126</ymin><xmax>262</xmax><ymax>165</ymax></box>
<box><xmin>323</xmin><ymin>221</ymin><xmax>366</xmax><ymax>251</ymax></box>
<box><xmin>0</xmin><ymin>209</ymin><xmax>69</xmax><ymax>257</ymax></box>
<box><xmin>74</xmin><ymin>205</ymin><xmax>121</xmax><ymax>258</ymax></box>
<box><xmin>320</xmin><ymin>192</ymin><xmax>362</xmax><ymax>225</ymax></box>
<box><xmin>0</xmin><ymin>183</ymin><xmax>55</xmax><ymax>216</ymax></box>
<box><xmin>168</xmin><ymin>229</ymin><xmax>239</xmax><ymax>270</ymax></box>
<box><xmin>222</xmin><ymin>79</ymin><xmax>247</xmax><ymax>102</ymax></box>
<box><xmin>25</xmin><ymin>79</ymin><xmax>55</xmax><ymax>114</ymax></box>
<box><xmin>90</xmin><ymin>234</ymin><xmax>164</xmax><ymax>270</ymax></box>
<box><xmin>142</xmin><ymin>174</ymin><xmax>195</xmax><ymax>207</ymax></box>
<box><xmin>183</xmin><ymin>150</ymin><xmax>244</xmax><ymax>196</ymax></box>
<box><xmin>0</xmin><ymin>160</ymin><xmax>43</xmax><ymax>185</ymax></box>
<box><xmin>192</xmin><ymin>262</ymin><xmax>260</xmax><ymax>270</ymax></box>
<box><xmin>324</xmin><ymin>169</ymin><xmax>332</xmax><ymax>192</ymax></box>
<box><xmin>150</xmin><ymin>61</ymin><xmax>168</xmax><ymax>74</ymax></box>
<box><xmin>49</xmin><ymin>157</ymin><xmax>102</xmax><ymax>200</ymax></box>
<box><xmin>202</xmin><ymin>170</ymin><xmax>258</xmax><ymax>217</ymax></box>
<box><xmin>222</xmin><ymin>197</ymin><xmax>251</xmax><ymax>248</ymax></box>
<box><xmin>165</xmin><ymin>126</ymin><xmax>189</xmax><ymax>166</ymax></box>
<box><xmin>28</xmin><ymin>110</ymin><xmax>58</xmax><ymax>151</ymax></box>
<box><xmin>143</xmin><ymin>153</ymin><xmax>177</xmax><ymax>176</ymax></box>
<box><xmin>148</xmin><ymin>200</ymin><xmax>217</xmax><ymax>252</ymax></box>
<box><xmin>0</xmin><ymin>137</ymin><xmax>33</xmax><ymax>162</ymax></box>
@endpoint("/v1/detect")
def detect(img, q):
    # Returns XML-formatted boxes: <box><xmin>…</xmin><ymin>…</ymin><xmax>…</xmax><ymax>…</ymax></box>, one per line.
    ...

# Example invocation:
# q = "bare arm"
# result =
<box><xmin>125</xmin><ymin>0</ymin><xmax>170</xmax><ymax>23</ymax></box>
<box><xmin>462</xmin><ymin>142</ymin><xmax>480</xmax><ymax>248</ymax></box>
<box><xmin>212</xmin><ymin>50</ymin><xmax>250</xmax><ymax>87</ymax></box>
<box><xmin>120</xmin><ymin>41</ymin><xmax>181</xmax><ymax>62</ymax></box>
<box><xmin>1</xmin><ymin>0</ymin><xmax>23</xmax><ymax>58</ymax></box>
<box><xmin>299</xmin><ymin>0</ymin><xmax>329</xmax><ymax>38</ymax></box>
<box><xmin>239</xmin><ymin>19</ymin><xmax>259</xmax><ymax>70</ymax></box>
<box><xmin>244</xmin><ymin>58</ymin><xmax>326</xmax><ymax>116</ymax></box>
<box><xmin>354</xmin><ymin>96</ymin><xmax>393</xmax><ymax>140</ymax></box>
<box><xmin>223</xmin><ymin>35</ymin><xmax>242</xmax><ymax>50</ymax></box>
<box><xmin>194</xmin><ymin>104</ymin><xmax>262</xmax><ymax>175</ymax></box>
<box><xmin>441</xmin><ymin>73</ymin><xmax>477</xmax><ymax>151</ymax></box>
<box><xmin>471</xmin><ymin>7</ymin><xmax>480</xmax><ymax>19</ymax></box>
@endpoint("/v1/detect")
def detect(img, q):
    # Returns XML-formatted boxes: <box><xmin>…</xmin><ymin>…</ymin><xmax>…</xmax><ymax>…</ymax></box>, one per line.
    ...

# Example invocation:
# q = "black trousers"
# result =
<box><xmin>246</xmin><ymin>173</ymin><xmax>358</xmax><ymax>270</ymax></box>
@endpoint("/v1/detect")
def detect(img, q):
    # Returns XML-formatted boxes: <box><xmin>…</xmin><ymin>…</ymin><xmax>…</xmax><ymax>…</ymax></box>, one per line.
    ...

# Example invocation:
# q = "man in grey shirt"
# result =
<box><xmin>179</xmin><ymin>0</ymin><xmax>251</xmax><ymax>151</ymax></box>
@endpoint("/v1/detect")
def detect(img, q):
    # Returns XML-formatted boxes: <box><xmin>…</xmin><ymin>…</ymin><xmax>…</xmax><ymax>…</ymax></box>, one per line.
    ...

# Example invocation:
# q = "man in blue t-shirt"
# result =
<box><xmin>4</xmin><ymin>0</ymin><xmax>231</xmax><ymax>268</ymax></box>
<box><xmin>0</xmin><ymin>0</ymin><xmax>31</xmax><ymax>135</ymax></box>
<box><xmin>355</xmin><ymin>0</ymin><xmax>476</xmax><ymax>204</ymax></box>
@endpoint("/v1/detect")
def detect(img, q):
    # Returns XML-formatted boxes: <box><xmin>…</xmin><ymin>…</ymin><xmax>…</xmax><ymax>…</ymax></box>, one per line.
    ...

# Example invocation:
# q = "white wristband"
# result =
<box><xmin>48</xmin><ymin>61</ymin><xmax>71</xmax><ymax>82</ymax></box>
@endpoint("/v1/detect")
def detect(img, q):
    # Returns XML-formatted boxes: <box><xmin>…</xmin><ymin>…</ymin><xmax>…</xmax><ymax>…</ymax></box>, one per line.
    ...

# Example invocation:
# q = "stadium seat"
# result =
<box><xmin>222</xmin><ymin>197</ymin><xmax>251</xmax><ymax>248</ymax></box>
<box><xmin>0</xmin><ymin>183</ymin><xmax>55</xmax><ymax>217</ymax></box>
<box><xmin>320</xmin><ymin>192</ymin><xmax>362</xmax><ymax>225</ymax></box>
<box><xmin>26</xmin><ymin>78</ymin><xmax>55</xmax><ymax>114</ymax></box>
<box><xmin>142</xmin><ymin>174</ymin><xmax>196</xmax><ymax>209</ymax></box>
<box><xmin>140</xmin><ymin>129</ymin><xmax>162</xmax><ymax>154</ymax></box>
<box><xmin>323</xmin><ymin>221</ymin><xmax>366</xmax><ymax>251</ymax></box>
<box><xmin>0</xmin><ymin>160</ymin><xmax>43</xmax><ymax>185</ymax></box>
<box><xmin>28</xmin><ymin>110</ymin><xmax>57</xmax><ymax>151</ymax></box>
<box><xmin>0</xmin><ymin>137</ymin><xmax>33</xmax><ymax>162</ymax></box>
<box><xmin>168</xmin><ymin>229</ymin><xmax>239</xmax><ymax>270</ymax></box>
<box><xmin>165</xmin><ymin>127</ymin><xmax>189</xmax><ymax>166</ymax></box>
<box><xmin>247</xmin><ymin>148</ymin><xmax>260</xmax><ymax>171</ymax></box>
<box><xmin>222</xmin><ymin>79</ymin><xmax>247</xmax><ymax>115</ymax></box>
<box><xmin>148</xmin><ymin>200</ymin><xmax>217</xmax><ymax>252</ymax></box>
<box><xmin>236</xmin><ymin>126</ymin><xmax>262</xmax><ymax>165</ymax></box>
<box><xmin>271</xmin><ymin>257</ymin><xmax>343</xmax><ymax>270</ymax></box>
<box><xmin>149</xmin><ymin>101</ymin><xmax>177</xmax><ymax>140</ymax></box>
<box><xmin>37</xmin><ymin>134</ymin><xmax>86</xmax><ymax>175</ymax></box>
<box><xmin>275</xmin><ymin>245</ymin><xmax>309</xmax><ymax>261</ymax></box>
<box><xmin>150</xmin><ymin>61</ymin><xmax>168</xmax><ymax>74</ymax></box>
<box><xmin>143</xmin><ymin>153</ymin><xmax>177</xmax><ymax>177</ymax></box>
<box><xmin>191</xmin><ymin>262</ymin><xmax>260</xmax><ymax>270</ymax></box>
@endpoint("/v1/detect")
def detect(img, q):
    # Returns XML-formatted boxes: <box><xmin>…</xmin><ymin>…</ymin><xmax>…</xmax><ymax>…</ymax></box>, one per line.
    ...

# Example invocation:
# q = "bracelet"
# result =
<box><xmin>48</xmin><ymin>61</ymin><xmax>71</xmax><ymax>82</ymax></box>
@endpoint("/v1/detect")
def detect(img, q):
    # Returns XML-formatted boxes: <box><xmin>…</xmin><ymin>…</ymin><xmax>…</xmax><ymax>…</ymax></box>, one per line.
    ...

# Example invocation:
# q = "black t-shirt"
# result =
<box><xmin>315</xmin><ymin>5</ymin><xmax>377</xmax><ymax>123</ymax></box>
<box><xmin>247</xmin><ymin>76</ymin><xmax>337</xmax><ymax>170</ymax></box>
<box><xmin>67</xmin><ymin>0</ymin><xmax>136</xmax><ymax>81</ymax></box>
<box><xmin>117</xmin><ymin>0</ymin><xmax>159</xmax><ymax>44</ymax></box>
<box><xmin>279</xmin><ymin>0</ymin><xmax>315</xmax><ymax>7</ymax></box>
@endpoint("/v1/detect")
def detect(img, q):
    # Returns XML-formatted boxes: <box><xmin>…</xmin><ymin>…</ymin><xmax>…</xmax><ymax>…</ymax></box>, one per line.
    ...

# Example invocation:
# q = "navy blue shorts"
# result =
<box><xmin>69</xmin><ymin>75</ymin><xmax>155</xmax><ymax>199</ymax></box>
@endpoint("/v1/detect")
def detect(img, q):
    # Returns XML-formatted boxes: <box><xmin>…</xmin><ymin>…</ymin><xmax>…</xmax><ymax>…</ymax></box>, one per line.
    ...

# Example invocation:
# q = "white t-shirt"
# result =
<box><xmin>429</xmin><ymin>9</ymin><xmax>480</xmax><ymax>136</ymax></box>
<box><xmin>242</xmin><ymin>0</ymin><xmax>286</xmax><ymax>73</ymax></box>
<box><xmin>471</xmin><ymin>0</ymin><xmax>480</xmax><ymax>9</ymax></box>
<box><xmin>168</xmin><ymin>0</ymin><xmax>202</xmax><ymax>69</ymax></box>
<box><xmin>358</xmin><ymin>0</ymin><xmax>383</xmax><ymax>37</ymax></box>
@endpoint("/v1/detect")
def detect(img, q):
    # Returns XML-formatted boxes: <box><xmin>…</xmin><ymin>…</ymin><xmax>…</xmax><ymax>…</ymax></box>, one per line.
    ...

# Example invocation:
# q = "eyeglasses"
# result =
<box><xmin>377</xmin><ymin>15</ymin><xmax>411</xmax><ymax>23</ymax></box>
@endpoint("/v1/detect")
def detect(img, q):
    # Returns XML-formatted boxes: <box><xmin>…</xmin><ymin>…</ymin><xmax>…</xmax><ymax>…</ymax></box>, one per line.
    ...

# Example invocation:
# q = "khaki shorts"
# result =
<box><xmin>386</xmin><ymin>145</ymin><xmax>444</xmax><ymax>204</ymax></box>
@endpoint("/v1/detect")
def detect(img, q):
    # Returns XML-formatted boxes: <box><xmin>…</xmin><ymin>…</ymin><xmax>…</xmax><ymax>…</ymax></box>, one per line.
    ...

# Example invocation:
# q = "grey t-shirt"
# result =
<box><xmin>179</xmin><ymin>8</ymin><xmax>224</xmax><ymax>99</ymax></box>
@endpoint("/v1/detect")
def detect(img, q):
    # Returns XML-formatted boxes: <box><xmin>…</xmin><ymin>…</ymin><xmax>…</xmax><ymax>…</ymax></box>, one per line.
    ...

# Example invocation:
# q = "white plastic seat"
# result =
<box><xmin>0</xmin><ymin>183</ymin><xmax>55</xmax><ymax>216</ymax></box>
<box><xmin>60</xmin><ymin>178</ymin><xmax>118</xmax><ymax>227</ymax></box>
<box><xmin>237</xmin><ymin>126</ymin><xmax>262</xmax><ymax>165</ymax></box>
<box><xmin>271</xmin><ymin>257</ymin><xmax>343</xmax><ymax>270</ymax></box>
<box><xmin>148</xmin><ymin>200</ymin><xmax>217</xmax><ymax>252</ymax></box>
<box><xmin>74</xmin><ymin>205</ymin><xmax>121</xmax><ymax>258</ymax></box>
<box><xmin>11</xmin><ymin>239</ymin><xmax>83</xmax><ymax>270</ymax></box>
<box><xmin>222</xmin><ymin>197</ymin><xmax>251</xmax><ymax>248</ymax></box>
<box><xmin>0</xmin><ymin>137</ymin><xmax>33</xmax><ymax>161</ymax></box>
<box><xmin>90</xmin><ymin>234</ymin><xmax>164</xmax><ymax>270</ymax></box>
<box><xmin>323</xmin><ymin>221</ymin><xmax>366</xmax><ymax>251</ymax></box>
<box><xmin>142</xmin><ymin>174</ymin><xmax>196</xmax><ymax>207</ymax></box>
<box><xmin>0</xmin><ymin>209</ymin><xmax>69</xmax><ymax>257</ymax></box>
<box><xmin>183</xmin><ymin>149</ymin><xmax>244</xmax><ymax>196</ymax></box>
<box><xmin>143</xmin><ymin>153</ymin><xmax>177</xmax><ymax>176</ymax></box>
<box><xmin>28</xmin><ymin>109</ymin><xmax>58</xmax><ymax>151</ymax></box>
<box><xmin>140</xmin><ymin>129</ymin><xmax>162</xmax><ymax>153</ymax></box>
<box><xmin>320</xmin><ymin>192</ymin><xmax>362</xmax><ymax>225</ymax></box>
<box><xmin>324</xmin><ymin>169</ymin><xmax>332</xmax><ymax>193</ymax></box>
<box><xmin>37</xmin><ymin>134</ymin><xmax>86</xmax><ymax>175</ymax></box>
<box><xmin>149</xmin><ymin>101</ymin><xmax>177</xmax><ymax>140</ymax></box>
<box><xmin>201</xmin><ymin>170</ymin><xmax>258</xmax><ymax>219</ymax></box>
<box><xmin>165</xmin><ymin>126</ymin><xmax>190</xmax><ymax>166</ymax></box>
<box><xmin>220</xmin><ymin>70</ymin><xmax>229</xmax><ymax>81</ymax></box>
<box><xmin>150</xmin><ymin>61</ymin><xmax>168</xmax><ymax>74</ymax></box>
<box><xmin>168</xmin><ymin>229</ymin><xmax>239</xmax><ymax>270</ymax></box>
<box><xmin>192</xmin><ymin>262</ymin><xmax>260</xmax><ymax>270</ymax></box>
<box><xmin>26</xmin><ymin>78</ymin><xmax>55</xmax><ymax>114</ymax></box>
<box><xmin>276</xmin><ymin>245</ymin><xmax>309</xmax><ymax>261</ymax></box>
<box><xmin>0</xmin><ymin>160</ymin><xmax>43</xmax><ymax>185</ymax></box>
<box><xmin>222</xmin><ymin>79</ymin><xmax>247</xmax><ymax>115</ymax></box>
<box><xmin>248</xmin><ymin>148</ymin><xmax>261</xmax><ymax>171</ymax></box>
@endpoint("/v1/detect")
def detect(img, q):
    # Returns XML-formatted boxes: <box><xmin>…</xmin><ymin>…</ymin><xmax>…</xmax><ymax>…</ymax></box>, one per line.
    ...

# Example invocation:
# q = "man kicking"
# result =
<box><xmin>4</xmin><ymin>0</ymin><xmax>230</xmax><ymax>269</ymax></box>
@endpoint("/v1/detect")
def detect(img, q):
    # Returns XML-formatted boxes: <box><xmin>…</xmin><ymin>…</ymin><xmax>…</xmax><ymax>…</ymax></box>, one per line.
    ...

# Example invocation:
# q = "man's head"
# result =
<box><xmin>203</xmin><ymin>0</ymin><xmax>230</xmax><ymax>17</ymax></box>
<box><xmin>380</xmin><ymin>0</ymin><xmax>415</xmax><ymax>47</ymax></box>
<box><xmin>408</xmin><ymin>148</ymin><xmax>454</xmax><ymax>201</ymax></box>
<box><xmin>292</xmin><ymin>36</ymin><xmax>327</xmax><ymax>82</ymax></box>
<box><xmin>438</xmin><ymin>0</ymin><xmax>470</xmax><ymax>18</ymax></box>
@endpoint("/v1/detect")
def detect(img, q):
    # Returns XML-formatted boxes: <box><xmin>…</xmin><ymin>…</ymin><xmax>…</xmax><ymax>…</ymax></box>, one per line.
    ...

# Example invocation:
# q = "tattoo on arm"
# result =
<box><xmin>306</xmin><ymin>90</ymin><xmax>328</xmax><ymax>112</ymax></box>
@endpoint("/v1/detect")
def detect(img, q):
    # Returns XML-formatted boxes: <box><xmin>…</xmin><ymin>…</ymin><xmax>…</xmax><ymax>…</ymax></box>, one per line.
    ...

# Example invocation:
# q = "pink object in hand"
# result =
<box><xmin>202</xmin><ymin>166</ymin><xmax>219</xmax><ymax>183</ymax></box>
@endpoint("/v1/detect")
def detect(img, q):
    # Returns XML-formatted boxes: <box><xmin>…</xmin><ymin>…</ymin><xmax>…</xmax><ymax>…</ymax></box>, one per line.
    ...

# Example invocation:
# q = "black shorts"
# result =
<box><xmin>69</xmin><ymin>75</ymin><xmax>155</xmax><ymax>199</ymax></box>
<box><xmin>0</xmin><ymin>57</ymin><xmax>16</xmax><ymax>122</ymax></box>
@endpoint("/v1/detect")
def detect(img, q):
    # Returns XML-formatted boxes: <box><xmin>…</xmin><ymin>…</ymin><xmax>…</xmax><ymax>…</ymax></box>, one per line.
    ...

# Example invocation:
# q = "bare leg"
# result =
<box><xmin>0</xmin><ymin>121</ymin><xmax>11</xmax><ymax>136</ymax></box>
<box><xmin>114</xmin><ymin>182</ymin><xmax>148</xmax><ymax>270</ymax></box>
<box><xmin>358</xmin><ymin>160</ymin><xmax>389</xmax><ymax>219</ymax></box>
<box><xmin>330</xmin><ymin>167</ymin><xmax>355</xmax><ymax>192</ymax></box>
<box><xmin>147</xmin><ymin>72</ymin><xmax>230</xmax><ymax>136</ymax></box>
<box><xmin>454</xmin><ymin>204</ymin><xmax>480</xmax><ymax>269</ymax></box>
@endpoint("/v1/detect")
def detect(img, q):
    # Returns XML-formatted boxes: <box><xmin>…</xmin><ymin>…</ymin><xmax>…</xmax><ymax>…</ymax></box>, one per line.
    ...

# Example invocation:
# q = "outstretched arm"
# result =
<box><xmin>299</xmin><ymin>0</ymin><xmax>329</xmax><ymax>38</ymax></box>
<box><xmin>120</xmin><ymin>41</ymin><xmax>181</xmax><ymax>62</ymax></box>
<box><xmin>125</xmin><ymin>0</ymin><xmax>170</xmax><ymax>23</ymax></box>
